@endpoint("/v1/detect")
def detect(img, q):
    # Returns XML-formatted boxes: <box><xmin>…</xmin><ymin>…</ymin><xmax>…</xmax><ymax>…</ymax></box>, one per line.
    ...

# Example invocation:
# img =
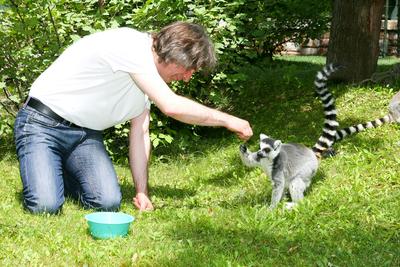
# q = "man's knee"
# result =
<box><xmin>84</xmin><ymin>192</ymin><xmax>122</xmax><ymax>211</ymax></box>
<box><xmin>24</xmin><ymin>195</ymin><xmax>64</xmax><ymax>214</ymax></box>
<box><xmin>98</xmin><ymin>195</ymin><xmax>121</xmax><ymax>211</ymax></box>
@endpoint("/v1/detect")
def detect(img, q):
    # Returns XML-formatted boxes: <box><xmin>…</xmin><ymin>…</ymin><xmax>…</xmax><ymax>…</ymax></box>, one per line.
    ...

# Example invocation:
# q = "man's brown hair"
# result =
<box><xmin>152</xmin><ymin>21</ymin><xmax>217</xmax><ymax>71</ymax></box>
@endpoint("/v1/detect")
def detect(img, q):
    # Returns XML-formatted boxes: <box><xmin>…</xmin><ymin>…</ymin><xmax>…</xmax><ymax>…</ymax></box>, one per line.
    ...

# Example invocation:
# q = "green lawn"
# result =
<box><xmin>1</xmin><ymin>56</ymin><xmax>399</xmax><ymax>266</ymax></box>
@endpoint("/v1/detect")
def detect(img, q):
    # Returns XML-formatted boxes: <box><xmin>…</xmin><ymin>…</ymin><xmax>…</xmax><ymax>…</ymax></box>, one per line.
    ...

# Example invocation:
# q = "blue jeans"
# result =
<box><xmin>14</xmin><ymin>105</ymin><xmax>122</xmax><ymax>214</ymax></box>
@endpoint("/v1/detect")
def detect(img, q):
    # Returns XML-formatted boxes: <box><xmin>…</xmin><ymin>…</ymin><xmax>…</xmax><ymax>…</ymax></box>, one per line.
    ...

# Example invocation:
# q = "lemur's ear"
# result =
<box><xmin>259</xmin><ymin>133</ymin><xmax>268</xmax><ymax>140</ymax></box>
<box><xmin>273</xmin><ymin>140</ymin><xmax>282</xmax><ymax>150</ymax></box>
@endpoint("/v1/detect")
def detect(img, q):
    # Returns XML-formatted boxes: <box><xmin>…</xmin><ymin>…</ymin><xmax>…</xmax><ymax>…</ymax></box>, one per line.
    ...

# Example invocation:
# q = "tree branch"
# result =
<box><xmin>0</xmin><ymin>101</ymin><xmax>17</xmax><ymax>118</ymax></box>
<box><xmin>3</xmin><ymin>53</ymin><xmax>25</xmax><ymax>107</ymax></box>
<box><xmin>47</xmin><ymin>5</ymin><xmax>61</xmax><ymax>49</ymax></box>
<box><xmin>9</xmin><ymin>0</ymin><xmax>25</xmax><ymax>26</ymax></box>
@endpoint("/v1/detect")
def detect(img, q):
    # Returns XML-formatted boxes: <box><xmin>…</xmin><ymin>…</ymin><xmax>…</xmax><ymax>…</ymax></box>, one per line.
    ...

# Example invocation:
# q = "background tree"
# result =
<box><xmin>327</xmin><ymin>0</ymin><xmax>385</xmax><ymax>82</ymax></box>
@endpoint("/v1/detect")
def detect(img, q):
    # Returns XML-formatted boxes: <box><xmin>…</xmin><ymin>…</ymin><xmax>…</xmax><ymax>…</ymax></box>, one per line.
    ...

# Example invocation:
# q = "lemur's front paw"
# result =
<box><xmin>239</xmin><ymin>144</ymin><xmax>248</xmax><ymax>153</ymax></box>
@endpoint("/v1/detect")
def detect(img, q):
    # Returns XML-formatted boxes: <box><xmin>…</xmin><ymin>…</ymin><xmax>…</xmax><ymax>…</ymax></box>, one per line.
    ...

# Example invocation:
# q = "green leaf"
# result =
<box><xmin>70</xmin><ymin>34</ymin><xmax>81</xmax><ymax>42</ymax></box>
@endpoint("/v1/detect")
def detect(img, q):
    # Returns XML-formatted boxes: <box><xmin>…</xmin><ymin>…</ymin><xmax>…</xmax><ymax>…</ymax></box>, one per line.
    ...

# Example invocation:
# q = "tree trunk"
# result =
<box><xmin>327</xmin><ymin>0</ymin><xmax>385</xmax><ymax>82</ymax></box>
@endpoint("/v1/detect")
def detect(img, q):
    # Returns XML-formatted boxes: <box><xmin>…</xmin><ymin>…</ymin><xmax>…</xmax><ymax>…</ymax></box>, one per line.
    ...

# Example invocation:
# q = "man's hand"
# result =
<box><xmin>226</xmin><ymin>117</ymin><xmax>253</xmax><ymax>141</ymax></box>
<box><xmin>133</xmin><ymin>192</ymin><xmax>154</xmax><ymax>211</ymax></box>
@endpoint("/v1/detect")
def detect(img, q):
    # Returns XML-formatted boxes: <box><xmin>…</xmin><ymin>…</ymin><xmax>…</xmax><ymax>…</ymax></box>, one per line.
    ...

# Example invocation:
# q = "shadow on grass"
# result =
<box><xmin>205</xmin><ymin>155</ymin><xmax>248</xmax><ymax>187</ymax></box>
<box><xmin>205</xmin><ymin>169</ymin><xmax>244</xmax><ymax>187</ymax></box>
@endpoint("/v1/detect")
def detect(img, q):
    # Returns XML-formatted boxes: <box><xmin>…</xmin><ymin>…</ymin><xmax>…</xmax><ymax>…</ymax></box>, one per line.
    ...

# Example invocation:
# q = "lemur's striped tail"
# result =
<box><xmin>335</xmin><ymin>115</ymin><xmax>392</xmax><ymax>142</ymax></box>
<box><xmin>312</xmin><ymin>64</ymin><xmax>341</xmax><ymax>158</ymax></box>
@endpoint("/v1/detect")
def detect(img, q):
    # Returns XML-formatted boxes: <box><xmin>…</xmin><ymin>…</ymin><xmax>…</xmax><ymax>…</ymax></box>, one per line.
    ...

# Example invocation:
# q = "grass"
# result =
<box><xmin>1</xmin><ymin>56</ymin><xmax>400</xmax><ymax>266</ymax></box>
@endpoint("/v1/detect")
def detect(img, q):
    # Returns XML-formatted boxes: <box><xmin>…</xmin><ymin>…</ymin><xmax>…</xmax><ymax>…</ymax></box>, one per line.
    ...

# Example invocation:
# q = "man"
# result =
<box><xmin>14</xmin><ymin>21</ymin><xmax>253</xmax><ymax>214</ymax></box>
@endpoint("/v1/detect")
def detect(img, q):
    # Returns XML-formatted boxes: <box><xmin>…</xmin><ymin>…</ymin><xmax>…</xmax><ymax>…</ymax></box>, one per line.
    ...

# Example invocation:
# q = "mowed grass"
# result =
<box><xmin>1</xmin><ymin>56</ymin><xmax>399</xmax><ymax>266</ymax></box>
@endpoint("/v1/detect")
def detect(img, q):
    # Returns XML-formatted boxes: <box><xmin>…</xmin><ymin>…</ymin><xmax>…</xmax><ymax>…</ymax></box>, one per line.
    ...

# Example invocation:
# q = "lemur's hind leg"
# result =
<box><xmin>285</xmin><ymin>177</ymin><xmax>307</xmax><ymax>210</ymax></box>
<box><xmin>269</xmin><ymin>171</ymin><xmax>286</xmax><ymax>210</ymax></box>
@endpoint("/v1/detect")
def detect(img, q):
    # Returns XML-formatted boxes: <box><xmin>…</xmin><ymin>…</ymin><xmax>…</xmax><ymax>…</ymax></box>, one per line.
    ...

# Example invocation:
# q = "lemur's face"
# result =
<box><xmin>257</xmin><ymin>134</ymin><xmax>281</xmax><ymax>160</ymax></box>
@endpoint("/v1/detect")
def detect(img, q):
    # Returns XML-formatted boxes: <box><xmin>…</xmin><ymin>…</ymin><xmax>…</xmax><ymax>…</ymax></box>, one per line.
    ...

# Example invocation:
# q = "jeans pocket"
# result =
<box><xmin>27</xmin><ymin>110</ymin><xmax>60</xmax><ymax>128</ymax></box>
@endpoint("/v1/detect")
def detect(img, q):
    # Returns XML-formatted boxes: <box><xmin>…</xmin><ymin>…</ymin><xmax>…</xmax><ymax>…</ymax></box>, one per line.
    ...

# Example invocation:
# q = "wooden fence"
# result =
<box><xmin>283</xmin><ymin>20</ymin><xmax>399</xmax><ymax>56</ymax></box>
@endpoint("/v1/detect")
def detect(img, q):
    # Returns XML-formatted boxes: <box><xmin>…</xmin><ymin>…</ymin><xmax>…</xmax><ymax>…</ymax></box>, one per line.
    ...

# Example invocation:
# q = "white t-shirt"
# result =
<box><xmin>29</xmin><ymin>27</ymin><xmax>157</xmax><ymax>130</ymax></box>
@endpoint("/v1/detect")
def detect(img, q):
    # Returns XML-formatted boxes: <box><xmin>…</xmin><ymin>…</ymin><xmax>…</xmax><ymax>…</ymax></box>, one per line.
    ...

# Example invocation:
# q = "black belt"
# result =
<box><xmin>26</xmin><ymin>97</ymin><xmax>80</xmax><ymax>128</ymax></box>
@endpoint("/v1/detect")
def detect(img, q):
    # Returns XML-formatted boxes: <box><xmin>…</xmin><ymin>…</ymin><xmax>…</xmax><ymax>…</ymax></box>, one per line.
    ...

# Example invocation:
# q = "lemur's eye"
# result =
<box><xmin>263</xmin><ymin>148</ymin><xmax>271</xmax><ymax>153</ymax></box>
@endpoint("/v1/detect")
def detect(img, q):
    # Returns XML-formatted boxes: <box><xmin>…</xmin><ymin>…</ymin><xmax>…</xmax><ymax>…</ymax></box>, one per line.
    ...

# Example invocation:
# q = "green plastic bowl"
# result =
<box><xmin>85</xmin><ymin>212</ymin><xmax>135</xmax><ymax>239</ymax></box>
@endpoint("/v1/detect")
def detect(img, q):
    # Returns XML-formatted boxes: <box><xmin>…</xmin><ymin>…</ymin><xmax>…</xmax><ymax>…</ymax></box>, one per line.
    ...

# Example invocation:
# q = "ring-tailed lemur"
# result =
<box><xmin>239</xmin><ymin>64</ymin><xmax>340</xmax><ymax>210</ymax></box>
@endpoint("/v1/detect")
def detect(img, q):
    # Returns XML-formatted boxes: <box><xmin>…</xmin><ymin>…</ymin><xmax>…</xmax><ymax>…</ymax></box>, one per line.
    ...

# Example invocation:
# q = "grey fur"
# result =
<box><xmin>389</xmin><ymin>91</ymin><xmax>400</xmax><ymax>122</ymax></box>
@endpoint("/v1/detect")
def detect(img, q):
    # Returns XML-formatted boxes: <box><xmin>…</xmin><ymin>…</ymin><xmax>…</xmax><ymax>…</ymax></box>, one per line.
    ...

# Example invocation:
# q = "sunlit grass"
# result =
<box><xmin>0</xmin><ymin>56</ymin><xmax>399</xmax><ymax>266</ymax></box>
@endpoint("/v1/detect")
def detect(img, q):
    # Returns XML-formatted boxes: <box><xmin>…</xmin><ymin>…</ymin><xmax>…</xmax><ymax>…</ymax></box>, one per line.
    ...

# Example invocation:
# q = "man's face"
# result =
<box><xmin>160</xmin><ymin>63</ymin><xmax>195</xmax><ymax>83</ymax></box>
